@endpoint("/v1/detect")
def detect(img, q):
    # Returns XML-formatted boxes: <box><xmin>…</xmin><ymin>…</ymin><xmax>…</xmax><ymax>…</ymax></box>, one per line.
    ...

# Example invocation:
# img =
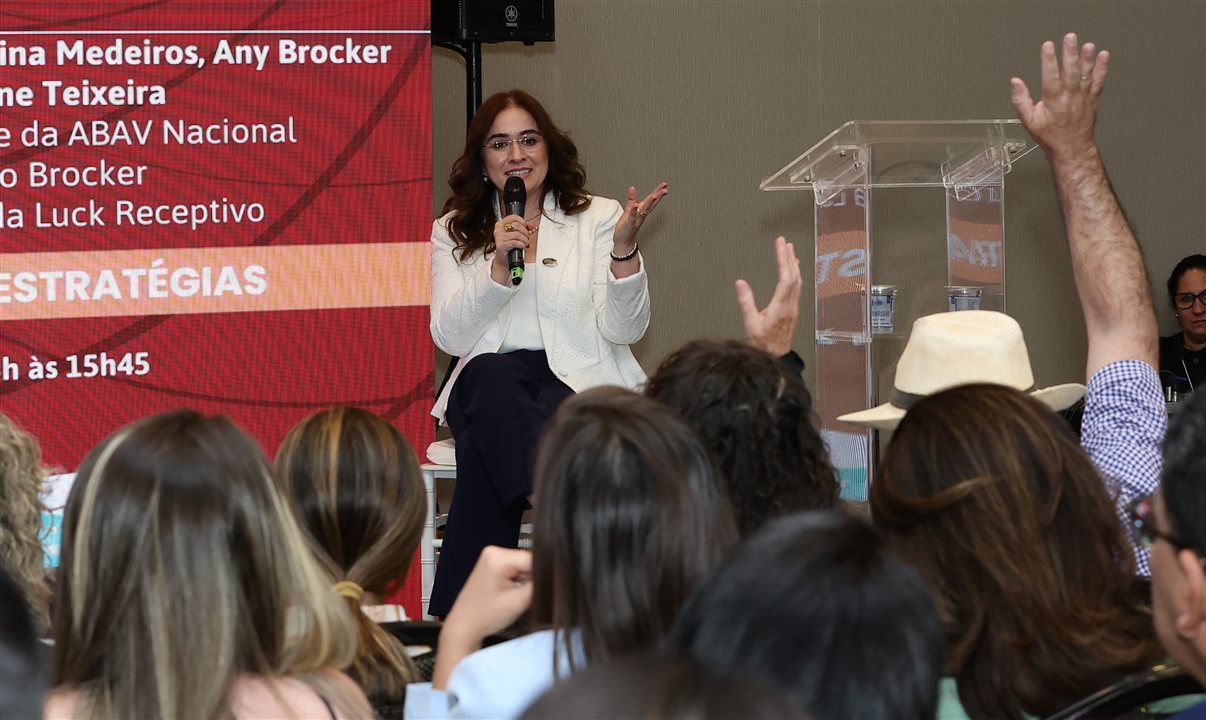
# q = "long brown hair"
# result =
<box><xmin>441</xmin><ymin>89</ymin><xmax>591</xmax><ymax>262</ymax></box>
<box><xmin>52</xmin><ymin>411</ymin><xmax>362</xmax><ymax>719</ymax></box>
<box><xmin>870</xmin><ymin>384</ymin><xmax>1160</xmax><ymax>718</ymax></box>
<box><xmin>274</xmin><ymin>407</ymin><xmax>426</xmax><ymax>707</ymax></box>
<box><xmin>529</xmin><ymin>387</ymin><xmax>738</xmax><ymax>674</ymax></box>
<box><xmin>0</xmin><ymin>413</ymin><xmax>50</xmax><ymax>631</ymax></box>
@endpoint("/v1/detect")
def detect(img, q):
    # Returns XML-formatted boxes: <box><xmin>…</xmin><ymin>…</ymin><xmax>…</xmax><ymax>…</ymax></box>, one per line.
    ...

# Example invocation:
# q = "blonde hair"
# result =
<box><xmin>52</xmin><ymin>410</ymin><xmax>364</xmax><ymax>719</ymax></box>
<box><xmin>0</xmin><ymin>413</ymin><xmax>50</xmax><ymax>630</ymax></box>
<box><xmin>275</xmin><ymin>407</ymin><xmax>426</xmax><ymax>707</ymax></box>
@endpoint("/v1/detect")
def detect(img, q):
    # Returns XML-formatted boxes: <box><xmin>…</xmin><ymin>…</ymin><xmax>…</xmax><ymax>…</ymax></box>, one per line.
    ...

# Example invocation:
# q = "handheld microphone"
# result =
<box><xmin>503</xmin><ymin>177</ymin><xmax>526</xmax><ymax>286</ymax></box>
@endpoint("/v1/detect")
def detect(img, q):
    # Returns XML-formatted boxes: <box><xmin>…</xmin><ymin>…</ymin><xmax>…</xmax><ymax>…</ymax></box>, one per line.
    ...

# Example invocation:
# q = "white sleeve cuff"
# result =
<box><xmin>403</xmin><ymin>683</ymin><xmax>450</xmax><ymax>720</ymax></box>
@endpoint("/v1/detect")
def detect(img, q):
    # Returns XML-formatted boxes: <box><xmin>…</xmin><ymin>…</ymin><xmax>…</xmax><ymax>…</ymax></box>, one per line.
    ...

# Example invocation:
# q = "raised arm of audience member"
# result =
<box><xmin>431</xmin><ymin>546</ymin><xmax>534</xmax><ymax>691</ymax></box>
<box><xmin>1011</xmin><ymin>34</ymin><xmax>1165</xmax><ymax>575</ymax></box>
<box><xmin>1010</xmin><ymin>34</ymin><xmax>1156</xmax><ymax>375</ymax></box>
<box><xmin>736</xmin><ymin>236</ymin><xmax>806</xmax><ymax>373</ymax></box>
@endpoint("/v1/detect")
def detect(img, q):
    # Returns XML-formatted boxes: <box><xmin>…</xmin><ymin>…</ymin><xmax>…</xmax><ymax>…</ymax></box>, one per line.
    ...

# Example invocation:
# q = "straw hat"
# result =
<box><xmin>837</xmin><ymin>311</ymin><xmax>1085</xmax><ymax>432</ymax></box>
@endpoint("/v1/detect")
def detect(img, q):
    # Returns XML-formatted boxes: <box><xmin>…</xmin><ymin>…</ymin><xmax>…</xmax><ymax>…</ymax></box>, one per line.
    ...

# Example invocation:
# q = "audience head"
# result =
<box><xmin>1167</xmin><ymin>254</ymin><xmax>1206</xmax><ymax>346</ymax></box>
<box><xmin>519</xmin><ymin>653</ymin><xmax>807</xmax><ymax>720</ymax></box>
<box><xmin>669</xmin><ymin>510</ymin><xmax>941</xmax><ymax>720</ymax></box>
<box><xmin>644</xmin><ymin>340</ymin><xmax>839</xmax><ymax>535</ymax></box>
<box><xmin>443</xmin><ymin>89</ymin><xmax>590</xmax><ymax>260</ymax></box>
<box><xmin>275</xmin><ymin>406</ymin><xmax>426</xmax><ymax>705</ymax></box>
<box><xmin>530</xmin><ymin>387</ymin><xmax>737</xmax><ymax>671</ymax></box>
<box><xmin>0</xmin><ymin>562</ymin><xmax>47</xmax><ymax>720</ymax></box>
<box><xmin>871</xmin><ymin>384</ymin><xmax>1158</xmax><ymax>717</ymax></box>
<box><xmin>0</xmin><ymin>412</ymin><xmax>50</xmax><ymax>631</ymax></box>
<box><xmin>1149</xmin><ymin>391</ymin><xmax>1206</xmax><ymax>684</ymax></box>
<box><xmin>53</xmin><ymin>410</ymin><xmax>358</xmax><ymax>719</ymax></box>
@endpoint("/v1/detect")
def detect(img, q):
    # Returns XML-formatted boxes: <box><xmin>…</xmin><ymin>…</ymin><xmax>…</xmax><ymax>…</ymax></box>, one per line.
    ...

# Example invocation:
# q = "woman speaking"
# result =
<box><xmin>427</xmin><ymin>90</ymin><xmax>667</xmax><ymax>616</ymax></box>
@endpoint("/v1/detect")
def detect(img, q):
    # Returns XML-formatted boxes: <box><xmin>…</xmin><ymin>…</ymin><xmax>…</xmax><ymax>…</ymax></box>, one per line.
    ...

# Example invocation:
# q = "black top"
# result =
<box><xmin>778</xmin><ymin>349</ymin><xmax>806</xmax><ymax>376</ymax></box>
<box><xmin>1159</xmin><ymin>333</ymin><xmax>1206</xmax><ymax>394</ymax></box>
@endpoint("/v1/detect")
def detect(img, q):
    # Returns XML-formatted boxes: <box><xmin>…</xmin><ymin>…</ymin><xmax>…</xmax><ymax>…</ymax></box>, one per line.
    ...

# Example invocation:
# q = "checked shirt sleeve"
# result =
<box><xmin>1080</xmin><ymin>360</ymin><xmax>1166</xmax><ymax>577</ymax></box>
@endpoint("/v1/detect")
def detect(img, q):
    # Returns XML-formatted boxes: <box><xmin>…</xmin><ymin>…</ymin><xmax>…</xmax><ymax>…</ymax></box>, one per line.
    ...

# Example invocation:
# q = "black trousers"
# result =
<box><xmin>426</xmin><ymin>350</ymin><xmax>573</xmax><ymax>617</ymax></box>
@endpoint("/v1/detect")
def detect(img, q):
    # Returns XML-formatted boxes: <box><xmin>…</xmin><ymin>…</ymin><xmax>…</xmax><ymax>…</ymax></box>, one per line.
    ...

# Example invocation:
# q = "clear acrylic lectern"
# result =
<box><xmin>762</xmin><ymin>121</ymin><xmax>1038</xmax><ymax>500</ymax></box>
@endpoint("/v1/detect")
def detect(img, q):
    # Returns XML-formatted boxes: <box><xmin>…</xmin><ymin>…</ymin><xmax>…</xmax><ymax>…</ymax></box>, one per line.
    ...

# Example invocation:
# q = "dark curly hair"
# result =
<box><xmin>441</xmin><ymin>90</ymin><xmax>591</xmax><ymax>263</ymax></box>
<box><xmin>644</xmin><ymin>340</ymin><xmax>839</xmax><ymax>536</ymax></box>
<box><xmin>1167</xmin><ymin>254</ymin><xmax>1206</xmax><ymax>304</ymax></box>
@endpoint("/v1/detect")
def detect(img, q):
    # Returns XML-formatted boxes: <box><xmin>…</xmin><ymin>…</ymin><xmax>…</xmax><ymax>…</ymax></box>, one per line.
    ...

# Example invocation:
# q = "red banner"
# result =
<box><xmin>1</xmin><ymin>1</ymin><xmax>433</xmax><ymax>615</ymax></box>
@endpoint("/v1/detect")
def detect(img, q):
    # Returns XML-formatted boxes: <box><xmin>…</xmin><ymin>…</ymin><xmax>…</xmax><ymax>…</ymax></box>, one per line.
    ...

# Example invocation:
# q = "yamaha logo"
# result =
<box><xmin>505</xmin><ymin>5</ymin><xmax>519</xmax><ymax>22</ymax></box>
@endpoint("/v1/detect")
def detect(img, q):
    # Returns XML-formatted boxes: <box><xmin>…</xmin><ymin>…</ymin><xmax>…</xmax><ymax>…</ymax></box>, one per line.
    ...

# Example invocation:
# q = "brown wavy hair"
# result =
<box><xmin>441</xmin><ymin>89</ymin><xmax>591</xmax><ymax>262</ymax></box>
<box><xmin>0</xmin><ymin>413</ymin><xmax>50</xmax><ymax>631</ymax></box>
<box><xmin>274</xmin><ymin>407</ymin><xmax>426</xmax><ymax>707</ymax></box>
<box><xmin>645</xmin><ymin>340</ymin><xmax>839</xmax><ymax>536</ymax></box>
<box><xmin>870</xmin><ymin>384</ymin><xmax>1160</xmax><ymax>718</ymax></box>
<box><xmin>530</xmin><ymin>387</ymin><xmax>738</xmax><ymax>674</ymax></box>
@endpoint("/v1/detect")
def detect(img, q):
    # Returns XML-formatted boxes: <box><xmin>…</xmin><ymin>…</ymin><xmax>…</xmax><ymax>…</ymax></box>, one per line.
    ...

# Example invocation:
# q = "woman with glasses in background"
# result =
<box><xmin>427</xmin><ymin>89</ymin><xmax>668</xmax><ymax>617</ymax></box>
<box><xmin>1159</xmin><ymin>254</ymin><xmax>1206</xmax><ymax>398</ymax></box>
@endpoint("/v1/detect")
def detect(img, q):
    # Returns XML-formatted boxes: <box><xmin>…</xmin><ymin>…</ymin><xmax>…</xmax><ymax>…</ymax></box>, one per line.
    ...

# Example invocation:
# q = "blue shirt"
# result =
<box><xmin>404</xmin><ymin>629</ymin><xmax>583</xmax><ymax>719</ymax></box>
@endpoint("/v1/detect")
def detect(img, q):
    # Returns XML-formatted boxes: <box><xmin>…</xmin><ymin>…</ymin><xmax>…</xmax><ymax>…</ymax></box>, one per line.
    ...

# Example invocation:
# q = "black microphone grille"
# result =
<box><xmin>503</xmin><ymin>176</ymin><xmax>527</xmax><ymax>203</ymax></box>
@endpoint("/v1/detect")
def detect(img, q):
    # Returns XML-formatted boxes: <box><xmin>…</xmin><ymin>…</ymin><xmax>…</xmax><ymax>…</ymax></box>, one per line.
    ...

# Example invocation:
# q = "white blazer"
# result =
<box><xmin>429</xmin><ymin>192</ymin><xmax>650</xmax><ymax>423</ymax></box>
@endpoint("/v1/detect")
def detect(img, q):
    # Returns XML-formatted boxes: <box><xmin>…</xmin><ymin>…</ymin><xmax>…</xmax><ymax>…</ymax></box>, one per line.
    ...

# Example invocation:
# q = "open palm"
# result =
<box><xmin>1010</xmin><ymin>33</ymin><xmax>1109</xmax><ymax>158</ymax></box>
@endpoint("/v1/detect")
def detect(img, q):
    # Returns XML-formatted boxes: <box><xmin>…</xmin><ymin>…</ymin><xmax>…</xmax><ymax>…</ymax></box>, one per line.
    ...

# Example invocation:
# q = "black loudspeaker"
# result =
<box><xmin>433</xmin><ymin>0</ymin><xmax>555</xmax><ymax>44</ymax></box>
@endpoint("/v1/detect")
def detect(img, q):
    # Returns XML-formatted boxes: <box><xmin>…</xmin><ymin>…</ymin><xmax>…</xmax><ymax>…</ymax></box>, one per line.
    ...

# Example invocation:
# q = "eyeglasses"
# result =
<box><xmin>483</xmin><ymin>134</ymin><xmax>543</xmax><ymax>153</ymax></box>
<box><xmin>1173</xmin><ymin>290</ymin><xmax>1206</xmax><ymax>310</ymax></box>
<box><xmin>1127</xmin><ymin>495</ymin><xmax>1196</xmax><ymax>552</ymax></box>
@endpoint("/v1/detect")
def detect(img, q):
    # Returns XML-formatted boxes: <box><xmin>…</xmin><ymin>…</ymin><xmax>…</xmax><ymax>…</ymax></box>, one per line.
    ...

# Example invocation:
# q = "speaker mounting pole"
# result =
<box><xmin>465</xmin><ymin>42</ymin><xmax>482</xmax><ymax>125</ymax></box>
<box><xmin>433</xmin><ymin>40</ymin><xmax>483</xmax><ymax>129</ymax></box>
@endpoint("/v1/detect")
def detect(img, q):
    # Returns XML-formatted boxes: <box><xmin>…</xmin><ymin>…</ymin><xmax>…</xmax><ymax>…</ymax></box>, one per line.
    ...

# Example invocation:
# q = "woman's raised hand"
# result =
<box><xmin>612</xmin><ymin>182</ymin><xmax>669</xmax><ymax>256</ymax></box>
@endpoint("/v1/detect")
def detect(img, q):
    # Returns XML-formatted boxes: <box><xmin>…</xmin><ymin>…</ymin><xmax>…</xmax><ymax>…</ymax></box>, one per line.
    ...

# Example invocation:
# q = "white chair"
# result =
<box><xmin>419</xmin><ymin>438</ymin><xmax>534</xmax><ymax>618</ymax></box>
<box><xmin>421</xmin><ymin>438</ymin><xmax>457</xmax><ymax>619</ymax></box>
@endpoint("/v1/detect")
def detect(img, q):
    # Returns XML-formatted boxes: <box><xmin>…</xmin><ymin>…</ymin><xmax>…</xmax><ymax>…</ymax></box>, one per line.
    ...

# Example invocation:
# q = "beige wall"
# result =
<box><xmin>432</xmin><ymin>0</ymin><xmax>1205</xmax><ymax>390</ymax></box>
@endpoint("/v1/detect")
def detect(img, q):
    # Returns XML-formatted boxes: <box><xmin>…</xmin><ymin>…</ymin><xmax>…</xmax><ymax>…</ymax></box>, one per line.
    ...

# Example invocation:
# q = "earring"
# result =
<box><xmin>482</xmin><ymin>174</ymin><xmax>489</xmax><ymax>182</ymax></box>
